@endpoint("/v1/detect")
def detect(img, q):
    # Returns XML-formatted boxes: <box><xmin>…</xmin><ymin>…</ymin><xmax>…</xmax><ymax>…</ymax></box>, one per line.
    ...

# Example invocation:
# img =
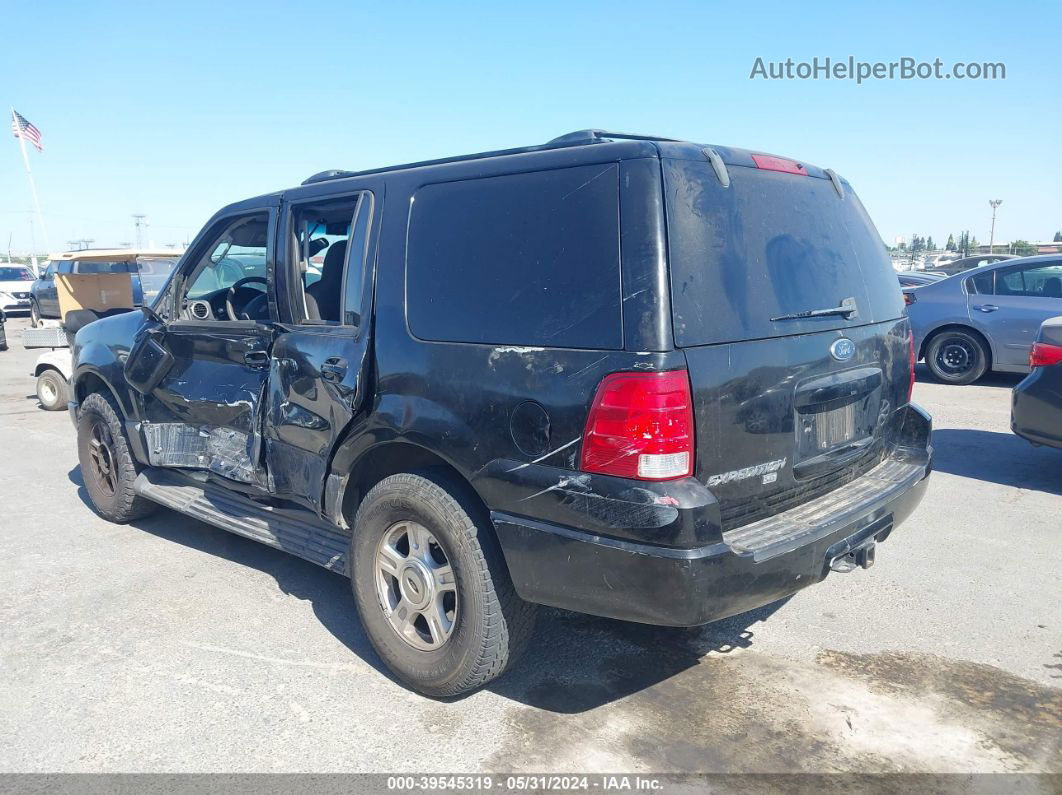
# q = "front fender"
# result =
<box><xmin>70</xmin><ymin>309</ymin><xmax>149</xmax><ymax>421</ymax></box>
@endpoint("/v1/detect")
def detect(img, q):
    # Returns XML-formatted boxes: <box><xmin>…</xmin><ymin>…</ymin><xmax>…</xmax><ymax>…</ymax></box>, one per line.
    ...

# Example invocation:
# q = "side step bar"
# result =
<box><xmin>133</xmin><ymin>468</ymin><xmax>349</xmax><ymax>575</ymax></box>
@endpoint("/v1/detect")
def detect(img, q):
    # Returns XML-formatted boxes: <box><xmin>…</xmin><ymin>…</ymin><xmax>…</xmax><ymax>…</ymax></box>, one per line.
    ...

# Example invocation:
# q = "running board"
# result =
<box><xmin>133</xmin><ymin>468</ymin><xmax>349</xmax><ymax>575</ymax></box>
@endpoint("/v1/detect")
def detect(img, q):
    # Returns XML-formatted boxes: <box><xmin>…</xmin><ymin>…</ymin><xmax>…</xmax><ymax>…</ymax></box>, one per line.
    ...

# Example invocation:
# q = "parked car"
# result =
<box><xmin>1012</xmin><ymin>316</ymin><xmax>1062</xmax><ymax>449</ymax></box>
<box><xmin>0</xmin><ymin>308</ymin><xmax>7</xmax><ymax>351</ymax></box>
<box><xmin>906</xmin><ymin>255</ymin><xmax>1062</xmax><ymax>384</ymax></box>
<box><xmin>68</xmin><ymin>129</ymin><xmax>932</xmax><ymax>696</ymax></box>
<box><xmin>897</xmin><ymin>272</ymin><xmax>944</xmax><ymax>288</ymax></box>
<box><xmin>30</xmin><ymin>249</ymin><xmax>181</xmax><ymax>326</ymax></box>
<box><xmin>932</xmin><ymin>253</ymin><xmax>1016</xmax><ymax>276</ymax></box>
<box><xmin>0</xmin><ymin>264</ymin><xmax>36</xmax><ymax>315</ymax></box>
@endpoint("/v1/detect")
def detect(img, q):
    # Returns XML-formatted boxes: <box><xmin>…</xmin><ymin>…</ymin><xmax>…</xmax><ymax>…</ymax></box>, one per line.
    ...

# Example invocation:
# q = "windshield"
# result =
<box><xmin>186</xmin><ymin>251</ymin><xmax>267</xmax><ymax>299</ymax></box>
<box><xmin>136</xmin><ymin>257</ymin><xmax>179</xmax><ymax>303</ymax></box>
<box><xmin>0</xmin><ymin>267</ymin><xmax>34</xmax><ymax>281</ymax></box>
<box><xmin>664</xmin><ymin>159</ymin><xmax>904</xmax><ymax>346</ymax></box>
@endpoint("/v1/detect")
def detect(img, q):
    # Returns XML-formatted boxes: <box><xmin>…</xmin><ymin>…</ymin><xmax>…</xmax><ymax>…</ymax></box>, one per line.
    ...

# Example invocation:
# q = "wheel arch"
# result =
<box><xmin>71</xmin><ymin>367</ymin><xmax>131</xmax><ymax>419</ymax></box>
<box><xmin>338</xmin><ymin>439</ymin><xmax>493</xmax><ymax>539</ymax></box>
<box><xmin>34</xmin><ymin>362</ymin><xmax>65</xmax><ymax>378</ymax></box>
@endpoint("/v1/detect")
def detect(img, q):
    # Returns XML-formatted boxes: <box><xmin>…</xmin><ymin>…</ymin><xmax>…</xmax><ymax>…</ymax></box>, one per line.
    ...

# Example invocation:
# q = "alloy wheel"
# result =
<box><xmin>375</xmin><ymin>520</ymin><xmax>458</xmax><ymax>651</ymax></box>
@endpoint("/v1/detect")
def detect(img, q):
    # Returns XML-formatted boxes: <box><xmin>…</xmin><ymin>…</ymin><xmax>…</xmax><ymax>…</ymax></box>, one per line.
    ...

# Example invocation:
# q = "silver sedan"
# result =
<box><xmin>906</xmin><ymin>254</ymin><xmax>1062</xmax><ymax>384</ymax></box>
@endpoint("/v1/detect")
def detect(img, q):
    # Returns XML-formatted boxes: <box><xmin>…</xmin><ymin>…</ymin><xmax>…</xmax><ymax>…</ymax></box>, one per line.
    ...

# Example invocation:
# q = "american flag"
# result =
<box><xmin>11</xmin><ymin>110</ymin><xmax>43</xmax><ymax>152</ymax></box>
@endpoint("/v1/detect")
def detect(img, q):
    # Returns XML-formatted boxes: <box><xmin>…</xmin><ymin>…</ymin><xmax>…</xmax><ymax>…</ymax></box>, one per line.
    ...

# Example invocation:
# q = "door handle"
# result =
<box><xmin>244</xmin><ymin>350</ymin><xmax>270</xmax><ymax>367</ymax></box>
<box><xmin>320</xmin><ymin>357</ymin><xmax>348</xmax><ymax>382</ymax></box>
<box><xmin>974</xmin><ymin>304</ymin><xmax>999</xmax><ymax>313</ymax></box>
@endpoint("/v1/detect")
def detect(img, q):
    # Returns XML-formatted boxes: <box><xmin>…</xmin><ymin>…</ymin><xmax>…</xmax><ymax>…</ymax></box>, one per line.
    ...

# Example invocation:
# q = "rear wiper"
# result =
<box><xmin>771</xmin><ymin>297</ymin><xmax>858</xmax><ymax>322</ymax></box>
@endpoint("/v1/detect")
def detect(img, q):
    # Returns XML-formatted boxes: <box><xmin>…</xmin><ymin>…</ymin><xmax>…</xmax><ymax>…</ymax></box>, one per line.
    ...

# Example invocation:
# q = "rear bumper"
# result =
<box><xmin>1011</xmin><ymin>367</ymin><xmax>1062</xmax><ymax>450</ymax></box>
<box><xmin>490</xmin><ymin>404</ymin><xmax>932</xmax><ymax>626</ymax></box>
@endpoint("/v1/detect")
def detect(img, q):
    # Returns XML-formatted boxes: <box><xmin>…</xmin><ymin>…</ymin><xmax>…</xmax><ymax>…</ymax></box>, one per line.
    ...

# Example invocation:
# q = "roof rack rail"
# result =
<box><xmin>302</xmin><ymin>169</ymin><xmax>357</xmax><ymax>185</ymax></box>
<box><xmin>546</xmin><ymin>129</ymin><xmax>680</xmax><ymax>145</ymax></box>
<box><xmin>299</xmin><ymin>129</ymin><xmax>675</xmax><ymax>186</ymax></box>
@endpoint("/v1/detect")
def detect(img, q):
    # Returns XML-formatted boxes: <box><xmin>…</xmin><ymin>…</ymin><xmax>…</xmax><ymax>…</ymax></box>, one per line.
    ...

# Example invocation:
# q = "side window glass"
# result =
<box><xmin>176</xmin><ymin>214</ymin><xmax>270</xmax><ymax>321</ymax></box>
<box><xmin>185</xmin><ymin>216</ymin><xmax>269</xmax><ymax>300</ymax></box>
<box><xmin>969</xmin><ymin>271</ymin><xmax>994</xmax><ymax>295</ymax></box>
<box><xmin>999</xmin><ymin>269</ymin><xmax>1026</xmax><ymax>295</ymax></box>
<box><xmin>406</xmin><ymin>166</ymin><xmax>622</xmax><ymax>348</ymax></box>
<box><xmin>997</xmin><ymin>263</ymin><xmax>1062</xmax><ymax>298</ymax></box>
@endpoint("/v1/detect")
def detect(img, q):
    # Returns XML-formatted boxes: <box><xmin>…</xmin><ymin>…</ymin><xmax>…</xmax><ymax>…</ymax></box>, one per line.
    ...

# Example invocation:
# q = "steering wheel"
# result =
<box><xmin>225</xmin><ymin>276</ymin><xmax>268</xmax><ymax>321</ymax></box>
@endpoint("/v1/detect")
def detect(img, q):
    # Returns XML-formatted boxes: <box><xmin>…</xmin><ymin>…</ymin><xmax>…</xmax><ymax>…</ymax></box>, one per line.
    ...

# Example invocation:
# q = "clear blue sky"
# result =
<box><xmin>3</xmin><ymin>0</ymin><xmax>1060</xmax><ymax>253</ymax></box>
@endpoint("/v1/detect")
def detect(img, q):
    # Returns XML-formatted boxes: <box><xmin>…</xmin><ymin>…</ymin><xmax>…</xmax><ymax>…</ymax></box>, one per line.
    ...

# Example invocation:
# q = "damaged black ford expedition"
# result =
<box><xmin>69</xmin><ymin>130</ymin><xmax>932</xmax><ymax>697</ymax></box>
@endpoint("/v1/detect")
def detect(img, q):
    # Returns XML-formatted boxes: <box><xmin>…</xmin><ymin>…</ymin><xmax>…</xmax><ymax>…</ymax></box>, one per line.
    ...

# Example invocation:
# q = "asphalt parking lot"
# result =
<box><xmin>0</xmin><ymin>314</ymin><xmax>1059</xmax><ymax>774</ymax></box>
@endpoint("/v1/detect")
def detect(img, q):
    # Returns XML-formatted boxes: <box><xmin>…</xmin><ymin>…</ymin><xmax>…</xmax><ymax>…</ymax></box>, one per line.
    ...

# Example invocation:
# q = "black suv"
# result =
<box><xmin>70</xmin><ymin>130</ymin><xmax>932</xmax><ymax>696</ymax></box>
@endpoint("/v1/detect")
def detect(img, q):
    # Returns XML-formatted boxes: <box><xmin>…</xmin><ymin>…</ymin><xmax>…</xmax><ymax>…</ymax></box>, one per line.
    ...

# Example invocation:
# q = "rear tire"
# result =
<box><xmin>925</xmin><ymin>329</ymin><xmax>989</xmax><ymax>385</ymax></box>
<box><xmin>76</xmin><ymin>392</ymin><xmax>156</xmax><ymax>522</ymax></box>
<box><xmin>350</xmin><ymin>471</ymin><xmax>536</xmax><ymax>697</ymax></box>
<box><xmin>36</xmin><ymin>369</ymin><xmax>69</xmax><ymax>411</ymax></box>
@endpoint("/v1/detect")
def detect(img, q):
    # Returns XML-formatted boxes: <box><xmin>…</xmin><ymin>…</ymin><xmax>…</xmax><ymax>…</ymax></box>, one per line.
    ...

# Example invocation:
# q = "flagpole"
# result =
<box><xmin>11</xmin><ymin>107</ymin><xmax>50</xmax><ymax>258</ymax></box>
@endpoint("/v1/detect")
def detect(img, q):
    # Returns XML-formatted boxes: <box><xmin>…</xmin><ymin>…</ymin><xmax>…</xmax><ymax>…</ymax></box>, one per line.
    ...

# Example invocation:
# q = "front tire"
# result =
<box><xmin>76</xmin><ymin>392</ymin><xmax>156</xmax><ymax>522</ymax></box>
<box><xmin>36</xmin><ymin>369</ymin><xmax>69</xmax><ymax>411</ymax></box>
<box><xmin>350</xmin><ymin>472</ymin><xmax>536</xmax><ymax>697</ymax></box>
<box><xmin>925</xmin><ymin>329</ymin><xmax>989</xmax><ymax>385</ymax></box>
<box><xmin>30</xmin><ymin>300</ymin><xmax>41</xmax><ymax>328</ymax></box>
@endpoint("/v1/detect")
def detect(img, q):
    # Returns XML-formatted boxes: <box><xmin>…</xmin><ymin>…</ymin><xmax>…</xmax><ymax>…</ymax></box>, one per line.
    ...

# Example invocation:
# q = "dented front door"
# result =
<box><xmin>137</xmin><ymin>320</ymin><xmax>276</xmax><ymax>485</ymax></box>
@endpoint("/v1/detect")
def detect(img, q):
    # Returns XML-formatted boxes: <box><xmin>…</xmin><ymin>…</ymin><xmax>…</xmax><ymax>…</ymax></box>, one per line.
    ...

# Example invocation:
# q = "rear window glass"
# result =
<box><xmin>406</xmin><ymin>164</ymin><xmax>622</xmax><ymax>349</ymax></box>
<box><xmin>664</xmin><ymin>159</ymin><xmax>905</xmax><ymax>346</ymax></box>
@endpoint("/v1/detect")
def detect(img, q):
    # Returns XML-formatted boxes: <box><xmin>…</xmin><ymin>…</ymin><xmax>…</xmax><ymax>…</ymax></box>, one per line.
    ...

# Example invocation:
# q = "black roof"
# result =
<box><xmin>299</xmin><ymin>130</ymin><xmax>679</xmax><ymax>185</ymax></box>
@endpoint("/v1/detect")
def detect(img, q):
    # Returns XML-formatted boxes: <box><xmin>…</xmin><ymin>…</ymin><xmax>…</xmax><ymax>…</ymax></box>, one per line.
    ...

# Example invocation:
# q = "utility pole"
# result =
<box><xmin>988</xmin><ymin>200</ymin><xmax>1002</xmax><ymax>254</ymax></box>
<box><xmin>132</xmin><ymin>214</ymin><xmax>147</xmax><ymax>248</ymax></box>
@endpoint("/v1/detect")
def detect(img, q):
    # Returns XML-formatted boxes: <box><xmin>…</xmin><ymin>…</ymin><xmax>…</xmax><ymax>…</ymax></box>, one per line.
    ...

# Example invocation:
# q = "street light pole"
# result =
<box><xmin>988</xmin><ymin>199</ymin><xmax>1002</xmax><ymax>254</ymax></box>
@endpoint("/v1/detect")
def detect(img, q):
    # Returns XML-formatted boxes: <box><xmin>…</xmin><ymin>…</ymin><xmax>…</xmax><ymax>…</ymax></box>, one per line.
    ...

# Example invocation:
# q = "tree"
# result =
<box><xmin>927</xmin><ymin>236</ymin><xmax>935</xmax><ymax>251</ymax></box>
<box><xmin>1053</xmin><ymin>231</ymin><xmax>1062</xmax><ymax>242</ymax></box>
<box><xmin>946</xmin><ymin>234</ymin><xmax>956</xmax><ymax>251</ymax></box>
<box><xmin>1010</xmin><ymin>240</ymin><xmax>1037</xmax><ymax>256</ymax></box>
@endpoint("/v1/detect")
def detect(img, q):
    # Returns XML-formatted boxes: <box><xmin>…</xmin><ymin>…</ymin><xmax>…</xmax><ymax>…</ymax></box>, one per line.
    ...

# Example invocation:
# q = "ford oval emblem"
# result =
<box><xmin>830</xmin><ymin>338</ymin><xmax>856</xmax><ymax>361</ymax></box>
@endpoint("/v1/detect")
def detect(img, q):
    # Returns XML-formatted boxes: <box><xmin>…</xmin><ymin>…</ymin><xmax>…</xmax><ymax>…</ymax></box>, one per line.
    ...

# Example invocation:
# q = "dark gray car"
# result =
<box><xmin>932</xmin><ymin>253</ymin><xmax>1016</xmax><ymax>276</ymax></box>
<box><xmin>906</xmin><ymin>254</ymin><xmax>1062</xmax><ymax>383</ymax></box>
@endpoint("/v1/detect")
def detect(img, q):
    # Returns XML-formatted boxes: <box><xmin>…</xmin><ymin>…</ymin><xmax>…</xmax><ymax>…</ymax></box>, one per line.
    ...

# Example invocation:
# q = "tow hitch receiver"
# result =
<box><xmin>830</xmin><ymin>541</ymin><xmax>876</xmax><ymax>573</ymax></box>
<box><xmin>825</xmin><ymin>518</ymin><xmax>890</xmax><ymax>574</ymax></box>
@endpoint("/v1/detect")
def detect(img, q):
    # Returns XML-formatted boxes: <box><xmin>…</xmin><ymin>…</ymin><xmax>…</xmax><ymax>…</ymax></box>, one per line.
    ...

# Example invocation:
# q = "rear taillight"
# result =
<box><xmin>907</xmin><ymin>330</ymin><xmax>916</xmax><ymax>403</ymax></box>
<box><xmin>580</xmin><ymin>370</ymin><xmax>694</xmax><ymax>481</ymax></box>
<box><xmin>903</xmin><ymin>291</ymin><xmax>916</xmax><ymax>306</ymax></box>
<box><xmin>1029</xmin><ymin>342</ymin><xmax>1062</xmax><ymax>369</ymax></box>
<box><xmin>751</xmin><ymin>154</ymin><xmax>808</xmax><ymax>175</ymax></box>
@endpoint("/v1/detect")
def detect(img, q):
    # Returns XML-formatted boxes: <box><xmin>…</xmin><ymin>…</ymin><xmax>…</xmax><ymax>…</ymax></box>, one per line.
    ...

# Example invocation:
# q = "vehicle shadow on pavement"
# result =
<box><xmin>66</xmin><ymin>466</ymin><xmax>394</xmax><ymax>682</ymax></box>
<box><xmin>487</xmin><ymin>600</ymin><xmax>789</xmax><ymax>712</ymax></box>
<box><xmin>931</xmin><ymin>428</ymin><xmax>1062</xmax><ymax>495</ymax></box>
<box><xmin>68</xmin><ymin>464</ymin><xmax>790</xmax><ymax>710</ymax></box>
<box><xmin>914</xmin><ymin>364</ymin><xmax>1024</xmax><ymax>389</ymax></box>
